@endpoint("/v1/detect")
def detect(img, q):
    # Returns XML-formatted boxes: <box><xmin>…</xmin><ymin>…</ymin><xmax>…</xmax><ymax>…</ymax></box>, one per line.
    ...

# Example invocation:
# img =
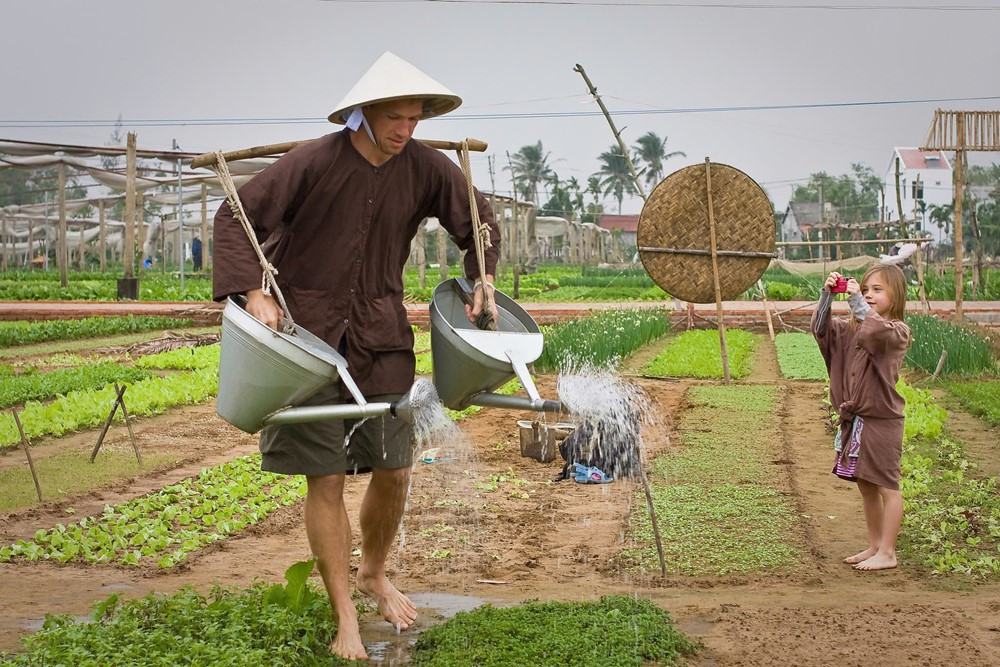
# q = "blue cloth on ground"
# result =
<box><xmin>573</xmin><ymin>463</ymin><xmax>613</xmax><ymax>484</ymax></box>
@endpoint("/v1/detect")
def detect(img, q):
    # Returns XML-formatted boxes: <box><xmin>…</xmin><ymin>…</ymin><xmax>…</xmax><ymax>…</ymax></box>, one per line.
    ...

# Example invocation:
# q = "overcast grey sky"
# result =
<box><xmin>3</xmin><ymin>0</ymin><xmax>998</xmax><ymax>215</ymax></box>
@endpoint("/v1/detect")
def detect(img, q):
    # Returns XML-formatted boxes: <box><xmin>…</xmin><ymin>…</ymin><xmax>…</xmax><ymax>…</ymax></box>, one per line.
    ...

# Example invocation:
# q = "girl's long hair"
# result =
<box><xmin>859</xmin><ymin>263</ymin><xmax>907</xmax><ymax>322</ymax></box>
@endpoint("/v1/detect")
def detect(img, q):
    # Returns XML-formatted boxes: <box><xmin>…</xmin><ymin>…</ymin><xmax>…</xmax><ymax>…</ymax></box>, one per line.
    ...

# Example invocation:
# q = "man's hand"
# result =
<box><xmin>465</xmin><ymin>274</ymin><xmax>500</xmax><ymax>329</ymax></box>
<box><xmin>246</xmin><ymin>289</ymin><xmax>283</xmax><ymax>330</ymax></box>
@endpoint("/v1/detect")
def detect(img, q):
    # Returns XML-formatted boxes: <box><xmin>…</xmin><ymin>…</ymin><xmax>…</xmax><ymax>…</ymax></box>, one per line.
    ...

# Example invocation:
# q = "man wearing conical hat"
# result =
<box><xmin>213</xmin><ymin>52</ymin><xmax>500</xmax><ymax>660</ymax></box>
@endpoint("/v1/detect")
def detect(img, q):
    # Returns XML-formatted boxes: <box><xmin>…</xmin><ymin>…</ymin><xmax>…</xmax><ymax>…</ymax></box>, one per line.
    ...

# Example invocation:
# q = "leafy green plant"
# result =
<box><xmin>0</xmin><ymin>455</ymin><xmax>305</xmax><ymax>567</ymax></box>
<box><xmin>644</xmin><ymin>329</ymin><xmax>757</xmax><ymax>379</ymax></box>
<box><xmin>0</xmin><ymin>363</ymin><xmax>154</xmax><ymax>408</ymax></box>
<box><xmin>0</xmin><ymin>367</ymin><xmax>218</xmax><ymax>449</ymax></box>
<box><xmin>1</xmin><ymin>561</ymin><xmax>346</xmax><ymax>666</ymax></box>
<box><xmin>0</xmin><ymin>316</ymin><xmax>194</xmax><ymax>348</ymax></box>
<box><xmin>534</xmin><ymin>308</ymin><xmax>671</xmax><ymax>371</ymax></box>
<box><xmin>904</xmin><ymin>314</ymin><xmax>997</xmax><ymax>377</ymax></box>
<box><xmin>773</xmin><ymin>332</ymin><xmax>827</xmax><ymax>380</ymax></box>
<box><xmin>134</xmin><ymin>344</ymin><xmax>220</xmax><ymax>370</ymax></box>
<box><xmin>411</xmin><ymin>596</ymin><xmax>700</xmax><ymax>666</ymax></box>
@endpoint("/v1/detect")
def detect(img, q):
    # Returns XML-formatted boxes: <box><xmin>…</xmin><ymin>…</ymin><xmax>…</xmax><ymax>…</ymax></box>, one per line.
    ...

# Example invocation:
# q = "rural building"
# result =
<box><xmin>884</xmin><ymin>147</ymin><xmax>953</xmax><ymax>245</ymax></box>
<box><xmin>598</xmin><ymin>214</ymin><xmax>639</xmax><ymax>253</ymax></box>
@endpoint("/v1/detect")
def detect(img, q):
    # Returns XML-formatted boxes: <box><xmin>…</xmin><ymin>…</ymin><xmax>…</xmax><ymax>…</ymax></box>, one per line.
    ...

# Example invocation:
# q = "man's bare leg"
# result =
<box><xmin>305</xmin><ymin>474</ymin><xmax>367</xmax><ymax>660</ymax></box>
<box><xmin>356</xmin><ymin>466</ymin><xmax>417</xmax><ymax>630</ymax></box>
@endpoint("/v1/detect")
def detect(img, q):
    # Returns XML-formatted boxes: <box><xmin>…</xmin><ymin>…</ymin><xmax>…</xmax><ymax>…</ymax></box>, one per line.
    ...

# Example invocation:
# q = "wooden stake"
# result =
<box><xmin>90</xmin><ymin>384</ymin><xmax>142</xmax><ymax>465</ymax></box>
<box><xmin>704</xmin><ymin>158</ymin><xmax>731</xmax><ymax>384</ymax></box>
<box><xmin>636</xmin><ymin>451</ymin><xmax>668</xmax><ymax>577</ymax></box>
<box><xmin>758</xmin><ymin>279</ymin><xmax>776</xmax><ymax>343</ymax></box>
<box><xmin>123</xmin><ymin>133</ymin><xmax>137</xmax><ymax>280</ymax></box>
<box><xmin>12</xmin><ymin>411</ymin><xmax>43</xmax><ymax>503</ymax></box>
<box><xmin>931</xmin><ymin>349</ymin><xmax>949</xmax><ymax>380</ymax></box>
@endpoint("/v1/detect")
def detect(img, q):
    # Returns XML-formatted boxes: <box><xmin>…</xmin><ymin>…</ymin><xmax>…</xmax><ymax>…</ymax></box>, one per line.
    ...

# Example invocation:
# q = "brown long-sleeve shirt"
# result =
<box><xmin>812</xmin><ymin>291</ymin><xmax>910</xmax><ymax>488</ymax></box>
<box><xmin>212</xmin><ymin>130</ymin><xmax>500</xmax><ymax>395</ymax></box>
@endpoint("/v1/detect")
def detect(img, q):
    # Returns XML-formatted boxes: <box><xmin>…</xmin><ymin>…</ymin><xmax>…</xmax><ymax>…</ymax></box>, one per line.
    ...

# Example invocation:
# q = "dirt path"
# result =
<box><xmin>2</xmin><ymin>341</ymin><xmax>1000</xmax><ymax>664</ymax></box>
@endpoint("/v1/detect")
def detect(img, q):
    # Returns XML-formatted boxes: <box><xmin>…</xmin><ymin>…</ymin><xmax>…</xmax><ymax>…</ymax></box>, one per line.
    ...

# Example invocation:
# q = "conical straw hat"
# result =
<box><xmin>328</xmin><ymin>52</ymin><xmax>462</xmax><ymax>124</ymax></box>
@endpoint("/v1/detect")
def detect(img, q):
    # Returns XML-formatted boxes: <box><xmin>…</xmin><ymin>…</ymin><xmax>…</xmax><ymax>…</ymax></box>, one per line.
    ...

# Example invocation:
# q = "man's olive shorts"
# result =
<box><xmin>258</xmin><ymin>383</ymin><xmax>414</xmax><ymax>476</ymax></box>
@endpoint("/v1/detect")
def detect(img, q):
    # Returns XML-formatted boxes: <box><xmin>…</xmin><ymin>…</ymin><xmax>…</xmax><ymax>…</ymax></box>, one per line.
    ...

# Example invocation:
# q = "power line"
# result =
<box><xmin>2</xmin><ymin>94</ymin><xmax>998</xmax><ymax>129</ymax></box>
<box><xmin>326</xmin><ymin>0</ymin><xmax>1000</xmax><ymax>10</ymax></box>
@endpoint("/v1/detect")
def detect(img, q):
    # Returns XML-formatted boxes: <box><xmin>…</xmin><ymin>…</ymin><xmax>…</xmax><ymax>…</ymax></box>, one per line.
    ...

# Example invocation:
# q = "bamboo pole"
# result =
<box><xmin>57</xmin><ymin>161</ymin><xmax>68</xmax><ymax>287</ymax></box>
<box><xmin>189</xmin><ymin>137</ymin><xmax>488</xmax><ymax>169</ymax></box>
<box><xmin>201</xmin><ymin>182</ymin><xmax>210</xmax><ymax>271</ymax></box>
<box><xmin>705</xmin><ymin>158</ymin><xmax>731</xmax><ymax>384</ymax></box>
<box><xmin>12</xmin><ymin>411</ymin><xmax>43</xmax><ymax>503</ymax></box>
<box><xmin>1</xmin><ymin>212</ymin><xmax>7</xmax><ymax>272</ymax></box>
<box><xmin>775</xmin><ymin>237</ymin><xmax>928</xmax><ymax>248</ymax></box>
<box><xmin>953</xmin><ymin>120</ymin><xmax>965</xmax><ymax>321</ymax></box>
<box><xmin>910</xmin><ymin>177</ymin><xmax>930</xmax><ymax>314</ymax></box>
<box><xmin>123</xmin><ymin>133</ymin><xmax>137</xmax><ymax>280</ymax></box>
<box><xmin>573</xmin><ymin>64</ymin><xmax>647</xmax><ymax>201</ymax></box>
<box><xmin>99</xmin><ymin>199</ymin><xmax>106</xmax><ymax>273</ymax></box>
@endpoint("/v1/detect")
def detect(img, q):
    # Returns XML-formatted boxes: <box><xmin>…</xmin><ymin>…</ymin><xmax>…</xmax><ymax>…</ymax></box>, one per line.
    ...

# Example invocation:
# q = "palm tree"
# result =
<box><xmin>507</xmin><ymin>141</ymin><xmax>555</xmax><ymax>204</ymax></box>
<box><xmin>632</xmin><ymin>131</ymin><xmax>685</xmax><ymax>188</ymax></box>
<box><xmin>593</xmin><ymin>145</ymin><xmax>637</xmax><ymax>214</ymax></box>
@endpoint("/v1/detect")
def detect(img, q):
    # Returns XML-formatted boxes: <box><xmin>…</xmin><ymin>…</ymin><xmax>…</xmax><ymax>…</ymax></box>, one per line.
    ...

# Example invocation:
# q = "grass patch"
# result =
<box><xmin>625</xmin><ymin>385</ymin><xmax>800</xmax><ymax>575</ymax></box>
<box><xmin>944</xmin><ymin>380</ymin><xmax>1000</xmax><ymax>428</ymax></box>
<box><xmin>774</xmin><ymin>332</ymin><xmax>828</xmax><ymax>381</ymax></box>
<box><xmin>0</xmin><ymin>450</ymin><xmax>180</xmax><ymax>512</ymax></box>
<box><xmin>643</xmin><ymin>329</ymin><xmax>757</xmax><ymax>379</ymax></box>
<box><xmin>411</xmin><ymin>596</ymin><xmax>699</xmax><ymax>666</ymax></box>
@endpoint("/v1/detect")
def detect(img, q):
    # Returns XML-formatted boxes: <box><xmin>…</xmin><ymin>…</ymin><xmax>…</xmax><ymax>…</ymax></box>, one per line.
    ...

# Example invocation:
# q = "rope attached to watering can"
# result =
<box><xmin>211</xmin><ymin>151</ymin><xmax>295</xmax><ymax>332</ymax></box>
<box><xmin>457</xmin><ymin>140</ymin><xmax>496</xmax><ymax>320</ymax></box>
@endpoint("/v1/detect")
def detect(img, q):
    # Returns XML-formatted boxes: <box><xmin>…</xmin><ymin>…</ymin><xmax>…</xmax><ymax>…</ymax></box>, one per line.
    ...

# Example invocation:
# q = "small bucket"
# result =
<box><xmin>217</xmin><ymin>297</ymin><xmax>347</xmax><ymax>433</ymax></box>
<box><xmin>429</xmin><ymin>279</ymin><xmax>544</xmax><ymax>410</ymax></box>
<box><xmin>517</xmin><ymin>420</ymin><xmax>577</xmax><ymax>463</ymax></box>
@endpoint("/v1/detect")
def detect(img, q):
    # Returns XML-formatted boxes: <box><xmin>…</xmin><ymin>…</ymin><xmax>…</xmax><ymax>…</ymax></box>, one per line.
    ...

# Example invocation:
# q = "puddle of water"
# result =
<box><xmin>362</xmin><ymin>593</ymin><xmax>489</xmax><ymax>665</ymax></box>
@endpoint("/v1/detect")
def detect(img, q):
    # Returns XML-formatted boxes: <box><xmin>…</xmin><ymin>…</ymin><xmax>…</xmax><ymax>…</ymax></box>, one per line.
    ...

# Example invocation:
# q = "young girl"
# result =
<box><xmin>812</xmin><ymin>264</ymin><xmax>910</xmax><ymax>571</ymax></box>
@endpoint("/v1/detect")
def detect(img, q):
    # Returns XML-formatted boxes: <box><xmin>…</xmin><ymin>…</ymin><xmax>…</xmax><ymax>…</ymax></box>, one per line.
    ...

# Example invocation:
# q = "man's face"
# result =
<box><xmin>363</xmin><ymin>99</ymin><xmax>424</xmax><ymax>158</ymax></box>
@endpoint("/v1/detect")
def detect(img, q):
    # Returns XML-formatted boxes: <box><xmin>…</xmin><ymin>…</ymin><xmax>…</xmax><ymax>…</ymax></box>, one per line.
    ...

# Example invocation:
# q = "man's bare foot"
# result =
<box><xmin>854</xmin><ymin>553</ymin><xmax>897</xmax><ymax>571</ymax></box>
<box><xmin>844</xmin><ymin>547</ymin><xmax>877</xmax><ymax>564</ymax></box>
<box><xmin>329</xmin><ymin>618</ymin><xmax>368</xmax><ymax>661</ymax></box>
<box><xmin>357</xmin><ymin>572</ymin><xmax>417</xmax><ymax>631</ymax></box>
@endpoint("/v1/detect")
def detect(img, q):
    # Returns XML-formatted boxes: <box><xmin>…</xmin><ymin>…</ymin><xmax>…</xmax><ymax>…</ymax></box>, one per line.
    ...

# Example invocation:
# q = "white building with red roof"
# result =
<box><xmin>885</xmin><ymin>147</ymin><xmax>953</xmax><ymax>245</ymax></box>
<box><xmin>598</xmin><ymin>214</ymin><xmax>639</xmax><ymax>251</ymax></box>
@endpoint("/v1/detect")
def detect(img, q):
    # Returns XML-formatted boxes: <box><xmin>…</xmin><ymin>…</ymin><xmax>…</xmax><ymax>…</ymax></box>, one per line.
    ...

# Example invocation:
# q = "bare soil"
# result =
<box><xmin>2</xmin><ymin>349</ymin><xmax>1000</xmax><ymax>665</ymax></box>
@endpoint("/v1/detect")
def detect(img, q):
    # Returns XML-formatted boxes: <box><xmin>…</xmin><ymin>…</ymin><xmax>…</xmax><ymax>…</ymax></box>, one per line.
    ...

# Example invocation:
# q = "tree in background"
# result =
<box><xmin>632</xmin><ymin>131</ymin><xmax>685</xmax><ymax>188</ymax></box>
<box><xmin>790</xmin><ymin>163</ymin><xmax>882</xmax><ymax>224</ymax></box>
<box><xmin>593</xmin><ymin>145</ymin><xmax>637</xmax><ymax>214</ymax></box>
<box><xmin>508</xmin><ymin>141</ymin><xmax>555</xmax><ymax>204</ymax></box>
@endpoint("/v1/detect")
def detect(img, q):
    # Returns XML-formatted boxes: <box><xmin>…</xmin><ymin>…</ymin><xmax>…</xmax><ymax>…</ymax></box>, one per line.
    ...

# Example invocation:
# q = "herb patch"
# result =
<box><xmin>411</xmin><ymin>596</ymin><xmax>699</xmax><ymax>666</ymax></box>
<box><xmin>0</xmin><ymin>316</ymin><xmax>194</xmax><ymax>348</ymax></box>
<box><xmin>643</xmin><ymin>329</ymin><xmax>757</xmax><ymax>379</ymax></box>
<box><xmin>625</xmin><ymin>385</ymin><xmax>801</xmax><ymax>575</ymax></box>
<box><xmin>0</xmin><ymin>363</ymin><xmax>153</xmax><ymax>408</ymax></box>
<box><xmin>534</xmin><ymin>308</ymin><xmax>671</xmax><ymax>371</ymax></box>
<box><xmin>944</xmin><ymin>380</ymin><xmax>1000</xmax><ymax>428</ymax></box>
<box><xmin>774</xmin><ymin>332</ymin><xmax>828</xmax><ymax>381</ymax></box>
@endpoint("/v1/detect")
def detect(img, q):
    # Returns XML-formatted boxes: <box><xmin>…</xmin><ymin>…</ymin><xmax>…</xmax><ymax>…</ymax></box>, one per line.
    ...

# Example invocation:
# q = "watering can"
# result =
<box><xmin>215</xmin><ymin>280</ymin><xmax>561</xmax><ymax>435</ymax></box>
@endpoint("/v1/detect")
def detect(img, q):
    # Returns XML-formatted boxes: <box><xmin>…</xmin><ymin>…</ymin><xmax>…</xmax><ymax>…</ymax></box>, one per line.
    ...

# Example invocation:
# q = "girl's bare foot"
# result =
<box><xmin>844</xmin><ymin>547</ymin><xmax>877</xmax><ymax>564</ymax></box>
<box><xmin>854</xmin><ymin>553</ymin><xmax>897</xmax><ymax>571</ymax></box>
<box><xmin>357</xmin><ymin>572</ymin><xmax>417</xmax><ymax>630</ymax></box>
<box><xmin>329</xmin><ymin>618</ymin><xmax>368</xmax><ymax>661</ymax></box>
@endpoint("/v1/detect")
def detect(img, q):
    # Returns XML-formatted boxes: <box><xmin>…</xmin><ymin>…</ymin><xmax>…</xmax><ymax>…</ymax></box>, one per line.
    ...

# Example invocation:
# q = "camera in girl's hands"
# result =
<box><xmin>832</xmin><ymin>276</ymin><xmax>850</xmax><ymax>293</ymax></box>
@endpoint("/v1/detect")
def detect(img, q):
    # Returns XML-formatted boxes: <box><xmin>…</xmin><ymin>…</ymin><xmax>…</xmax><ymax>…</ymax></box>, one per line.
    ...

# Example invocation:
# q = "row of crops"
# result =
<box><xmin>2</xmin><ymin>302</ymin><xmax>999</xmax><ymax>663</ymax></box>
<box><xmin>4</xmin><ymin>265</ymin><xmax>998</xmax><ymax>302</ymax></box>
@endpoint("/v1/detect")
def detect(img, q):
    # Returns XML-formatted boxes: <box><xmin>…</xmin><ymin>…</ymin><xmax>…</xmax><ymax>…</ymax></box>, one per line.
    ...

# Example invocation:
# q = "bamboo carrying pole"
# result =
<box><xmin>705</xmin><ymin>158</ymin><xmax>731</xmax><ymax>384</ymax></box>
<box><xmin>12</xmin><ymin>411</ymin><xmax>43</xmax><ymax>503</ymax></box>
<box><xmin>189</xmin><ymin>137</ymin><xmax>488</xmax><ymax>169</ymax></box>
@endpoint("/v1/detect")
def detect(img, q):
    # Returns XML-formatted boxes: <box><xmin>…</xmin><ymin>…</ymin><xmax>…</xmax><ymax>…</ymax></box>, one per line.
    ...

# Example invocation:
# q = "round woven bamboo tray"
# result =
<box><xmin>638</xmin><ymin>162</ymin><xmax>774</xmax><ymax>303</ymax></box>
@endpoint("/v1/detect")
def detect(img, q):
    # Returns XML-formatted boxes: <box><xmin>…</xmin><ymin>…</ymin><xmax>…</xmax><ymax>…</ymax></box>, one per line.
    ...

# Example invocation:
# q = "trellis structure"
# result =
<box><xmin>920</xmin><ymin>109</ymin><xmax>1000</xmax><ymax>319</ymax></box>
